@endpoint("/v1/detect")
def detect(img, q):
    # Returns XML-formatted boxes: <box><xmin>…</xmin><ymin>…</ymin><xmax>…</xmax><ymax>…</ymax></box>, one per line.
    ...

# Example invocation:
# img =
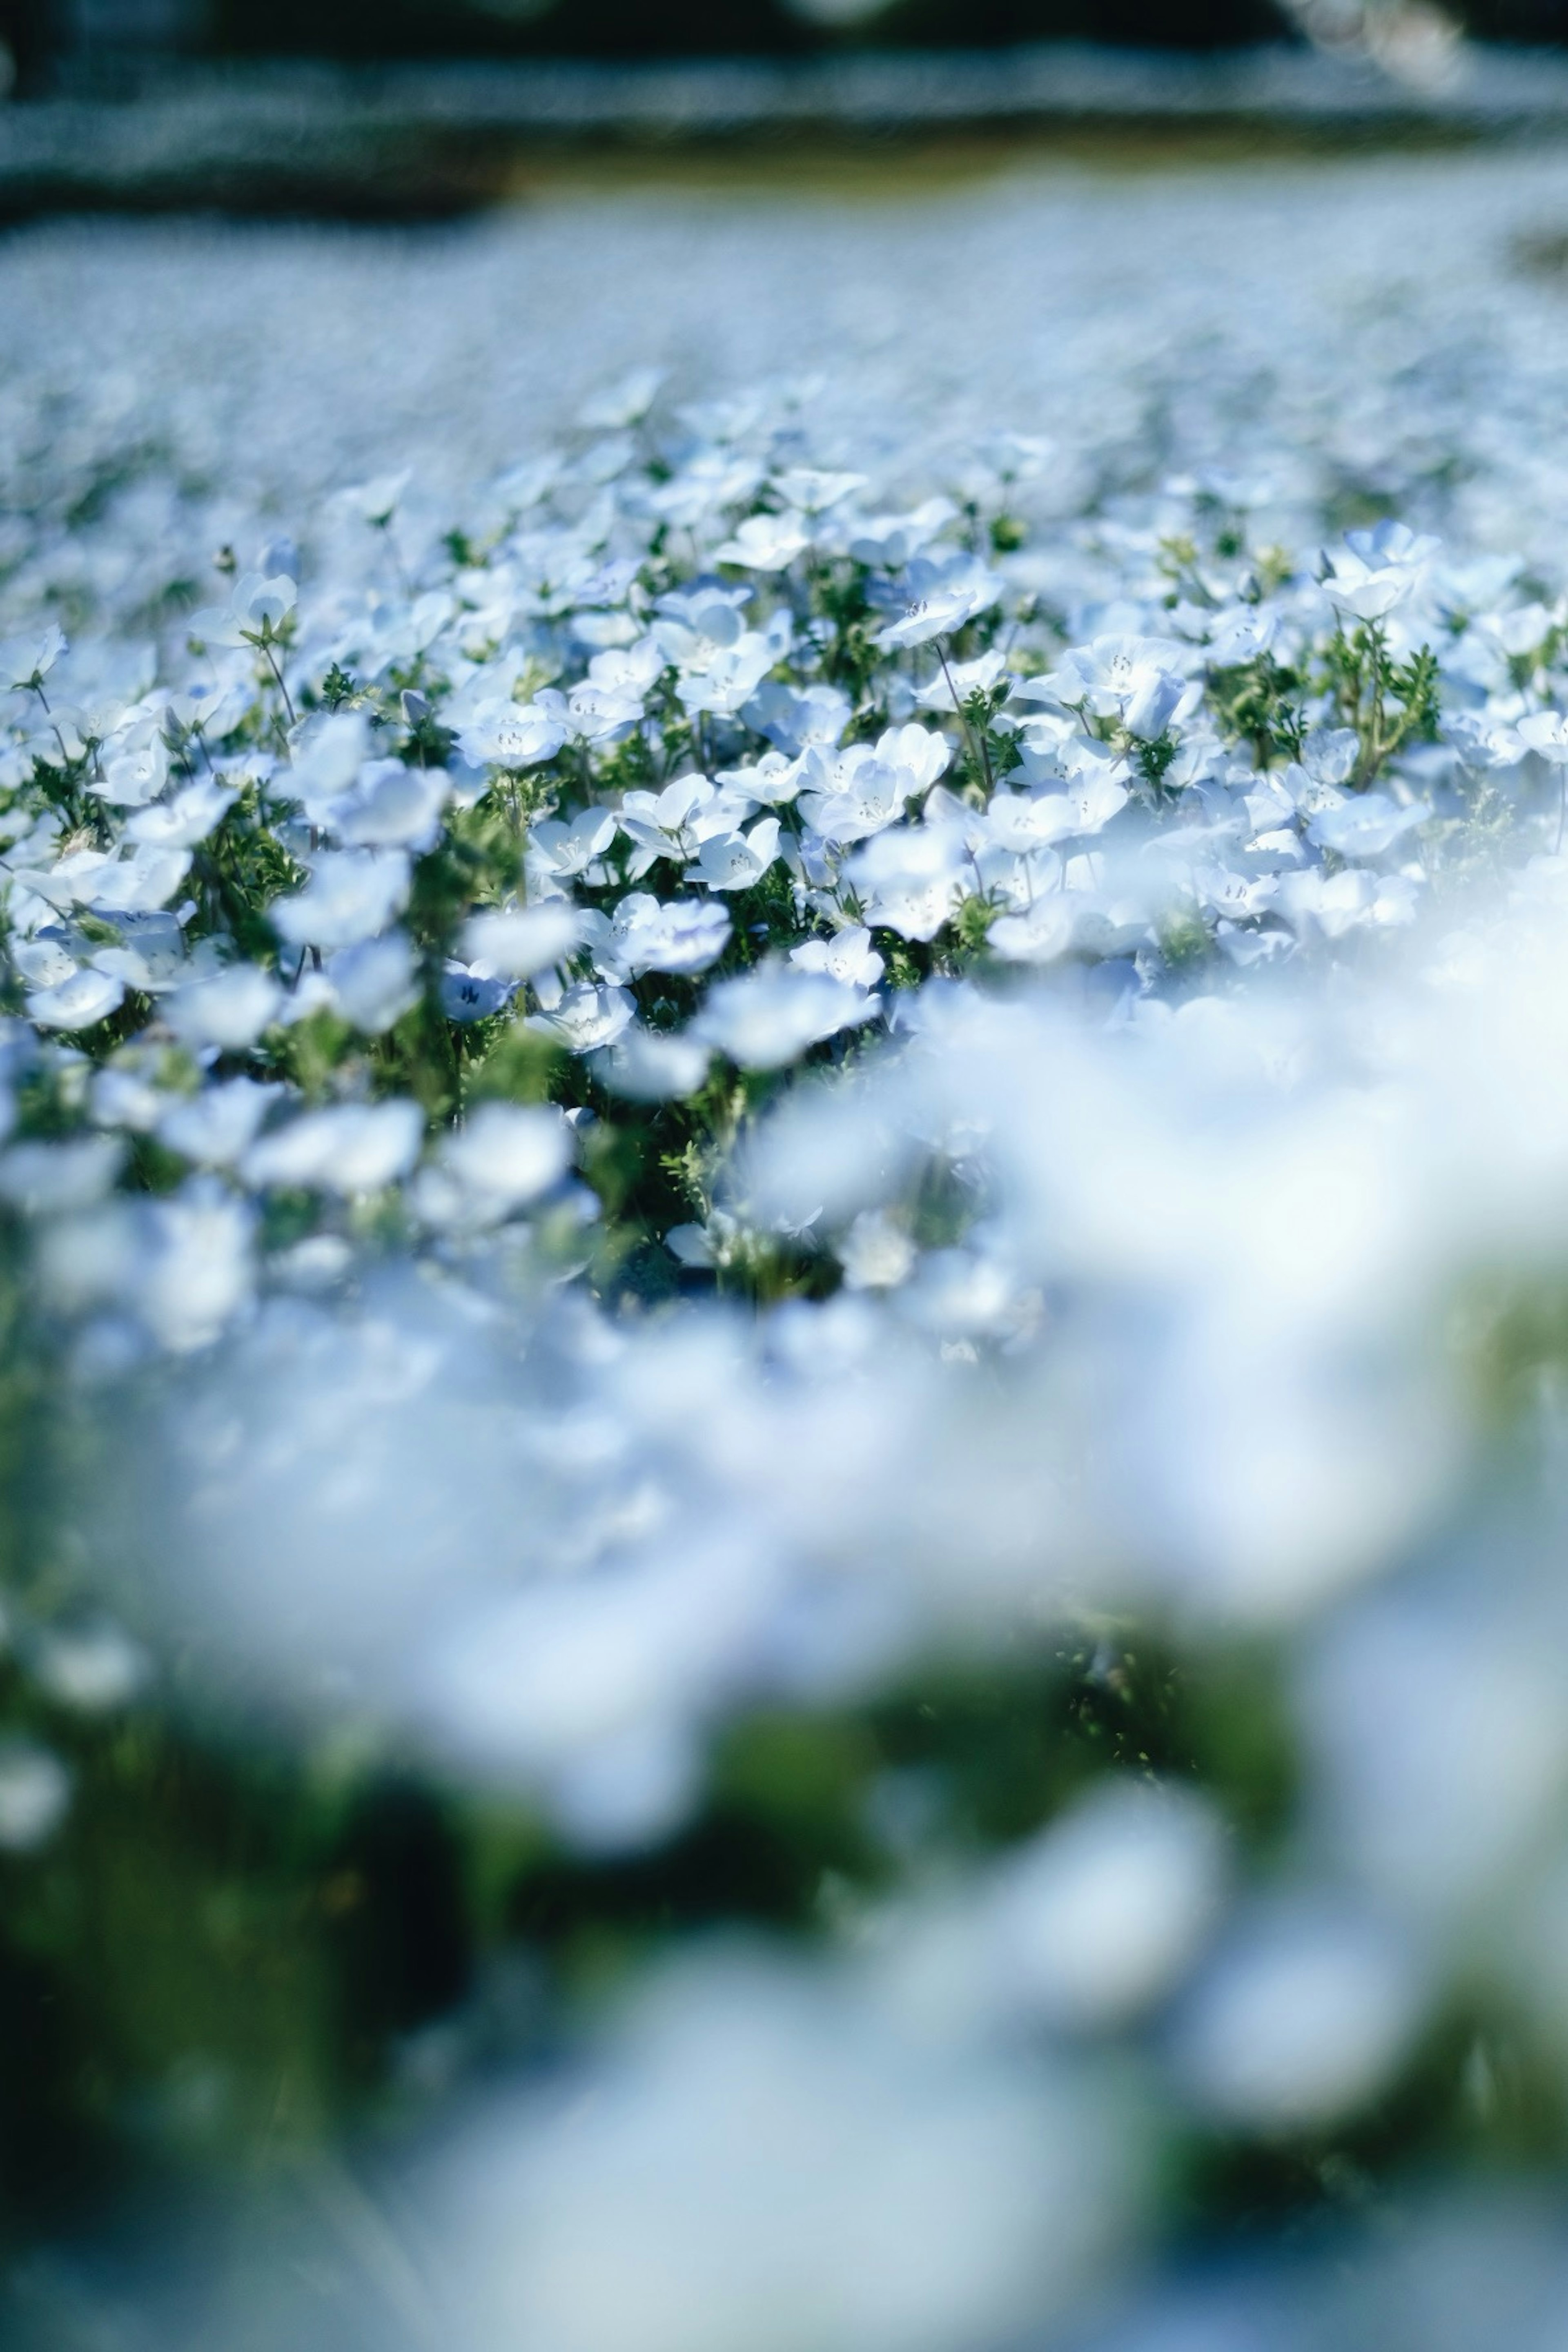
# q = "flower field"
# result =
<box><xmin>6</xmin><ymin>145</ymin><xmax>1568</xmax><ymax>2346</ymax></box>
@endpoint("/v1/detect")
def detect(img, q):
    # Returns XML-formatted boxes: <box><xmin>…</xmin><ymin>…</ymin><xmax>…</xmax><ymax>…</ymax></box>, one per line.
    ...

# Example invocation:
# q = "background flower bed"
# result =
<box><xmin>6</xmin><ymin>140</ymin><xmax>1568</xmax><ymax>2352</ymax></box>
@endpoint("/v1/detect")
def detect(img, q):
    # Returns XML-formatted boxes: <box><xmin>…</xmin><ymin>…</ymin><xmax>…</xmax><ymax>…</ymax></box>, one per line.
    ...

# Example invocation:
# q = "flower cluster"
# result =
<box><xmin>0</xmin><ymin>393</ymin><xmax>1548</xmax><ymax>1357</ymax></box>
<box><xmin>7</xmin><ymin>230</ymin><xmax>1568</xmax><ymax>2350</ymax></box>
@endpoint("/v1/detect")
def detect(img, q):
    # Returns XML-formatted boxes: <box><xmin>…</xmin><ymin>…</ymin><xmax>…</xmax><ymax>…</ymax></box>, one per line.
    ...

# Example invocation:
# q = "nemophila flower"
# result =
<box><xmin>578</xmin><ymin>363</ymin><xmax>664</xmax><ymax>430</ymax></box>
<box><xmin>330</xmin><ymin>931</ymin><xmax>420</xmax><ymax>1033</ymax></box>
<box><xmin>744</xmin><ymin>681</ymin><xmax>851</xmax><ymax>756</ymax></box>
<box><xmin>187</xmin><ymin>570</ymin><xmax>297</xmax><ymax>650</ymax></box>
<box><xmin>1204</xmin><ymin>606</ymin><xmax>1281</xmax><ymax>667</ymax></box>
<box><xmin>1</xmin><ymin>622</ymin><xmax>65</xmax><ymax>695</ymax></box>
<box><xmin>165</xmin><ymin>962</ymin><xmax>282</xmax><ymax>1050</ymax></box>
<box><xmin>430</xmin><ymin>1102</ymin><xmax>573</xmax><ymax>1225</ymax></box>
<box><xmin>789</xmin><ymin>926</ymin><xmax>884</xmax><ymax>990</ymax></box>
<box><xmin>123</xmin><ymin>778</ymin><xmax>236</xmax><ymax>849</ymax></box>
<box><xmin>529</xmin><ymin>806</ymin><xmax>619</xmax><ymax>891</ymax></box>
<box><xmin>88</xmin><ymin>918</ymin><xmax>194</xmax><ymax>996</ymax></box>
<box><xmin>618</xmin><ymin>775</ymin><xmax>717</xmax><ymax>872</ymax></box>
<box><xmin>592</xmin><ymin>1026</ymin><xmax>712</xmax><ymax>1102</ymax></box>
<box><xmin>837</xmin><ymin>1209</ymin><xmax>915</xmax><ymax>1292</ymax></box>
<box><xmin>1516</xmin><ymin>709</ymin><xmax>1568</xmax><ymax>763</ymax></box>
<box><xmin>94</xmin><ymin>733</ymin><xmax>171</xmax><ymax>808</ymax></box>
<box><xmin>715</xmin><ymin>749</ymin><xmax>804</xmax><ymax>807</ymax></box>
<box><xmin>26</xmin><ymin>968</ymin><xmax>125</xmax><ymax>1031</ymax></box>
<box><xmin>565</xmin><ymin>681</ymin><xmax>644</xmax><ymax>747</ymax></box>
<box><xmin>844</xmin><ymin>498</ymin><xmax>956</xmax><ymax>569</ymax></box>
<box><xmin>272</xmin><ymin>849</ymin><xmax>410</xmax><ymax>951</ymax></box>
<box><xmin>1047</xmin><ymin>635</ymin><xmax>1193</xmax><ymax>741</ymax></box>
<box><xmin>12</xmin><ymin>934</ymin><xmax>76</xmax><ymax>993</ymax></box>
<box><xmin>646</xmin><ymin>450</ymin><xmax>765</xmax><ymax>528</ymax></box>
<box><xmin>157</xmin><ymin>1076</ymin><xmax>282</xmax><ymax>1169</ymax></box>
<box><xmin>0</xmin><ymin>1740</ymin><xmax>70</xmax><ymax>1851</ymax></box>
<box><xmin>458</xmin><ymin>696</ymin><xmax>569</xmax><ymax>770</ymax></box>
<box><xmin>874</xmin><ymin>556</ymin><xmax>1001</xmax><ymax>650</ymax></box>
<box><xmin>441</xmin><ymin>960</ymin><xmax>516</xmax><ymax>1023</ymax></box>
<box><xmin>243</xmin><ymin>1100</ymin><xmax>423</xmax><ymax>1194</ymax></box>
<box><xmin>916</xmin><ymin>647</ymin><xmax>1010</xmax><ymax>711</ymax></box>
<box><xmin>1307</xmin><ymin>793</ymin><xmax>1429</xmax><ymax>861</ymax></box>
<box><xmin>528</xmin><ymin>981</ymin><xmax>635</xmax><ymax>1054</ymax></box>
<box><xmin>988</xmin><ymin>899</ymin><xmax>1078</xmax><ymax>965</ymax></box>
<box><xmin>797</xmin><ymin>724</ymin><xmax>951</xmax><ymax>846</ymax></box>
<box><xmin>1324</xmin><ymin>521</ymin><xmax>1442</xmax><ymax>621</ymax></box>
<box><xmin>849</xmin><ymin>824</ymin><xmax>968</xmax><ymax>943</ymax></box>
<box><xmin>330</xmin><ymin>760</ymin><xmax>448</xmax><ymax>851</ymax></box>
<box><xmin>675</xmin><ymin>630</ymin><xmax>781</xmax><ymax>719</ymax></box>
<box><xmin>714</xmin><ymin>510</ymin><xmax>811</xmax><ymax>572</ymax></box>
<box><xmin>603</xmin><ymin>893</ymin><xmax>733</xmax><ymax>980</ymax></box>
<box><xmin>0</xmin><ymin>1135</ymin><xmax>122</xmax><ymax>1216</ymax></box>
<box><xmin>983</xmin><ymin>773</ymin><xmax>1129</xmax><ymax>851</ymax></box>
<box><xmin>694</xmin><ymin>963</ymin><xmax>878</xmax><ymax>1069</ymax></box>
<box><xmin>777</xmin><ymin>467</ymin><xmax>866</xmax><ymax>514</ymax></box>
<box><xmin>461</xmin><ymin>902</ymin><xmax>585</xmax><ymax>979</ymax></box>
<box><xmin>128</xmin><ymin>1182</ymin><xmax>257</xmax><ymax>1352</ymax></box>
<box><xmin>1278</xmin><ymin>867</ymin><xmax>1419</xmax><ymax>939</ymax></box>
<box><xmin>694</xmin><ymin>819</ymin><xmax>782</xmax><ymax>893</ymax></box>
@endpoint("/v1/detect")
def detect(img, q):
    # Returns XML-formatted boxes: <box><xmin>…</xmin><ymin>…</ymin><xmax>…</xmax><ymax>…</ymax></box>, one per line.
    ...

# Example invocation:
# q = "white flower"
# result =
<box><xmin>984</xmin><ymin>774</ymin><xmax>1129</xmax><ymax>851</ymax></box>
<box><xmin>619</xmin><ymin>775</ymin><xmax>717</xmax><ymax>869</ymax></box>
<box><xmin>528</xmin><ymin>982</ymin><xmax>636</xmax><ymax>1054</ymax></box>
<box><xmin>849</xmin><ymin>824</ymin><xmax>967</xmax><ymax>943</ymax></box>
<box><xmin>777</xmin><ymin>467</ymin><xmax>866</xmax><ymax>513</ymax></box>
<box><xmin>528</xmin><ymin>807</ymin><xmax>618</xmax><ymax>888</ymax></box>
<box><xmin>0</xmin><ymin>1136</ymin><xmax>122</xmax><ymax>1214</ymax></box>
<box><xmin>133</xmin><ymin>1182</ymin><xmax>256</xmax><ymax>1351</ymax></box>
<box><xmin>187</xmin><ymin>570</ymin><xmax>297</xmax><ymax>649</ymax></box>
<box><xmin>714</xmin><ymin>510</ymin><xmax>811</xmax><ymax>570</ymax></box>
<box><xmin>846</xmin><ymin>497</ymin><xmax>956</xmax><ymax>568</ymax></box>
<box><xmin>1049</xmin><ymin>635</ymin><xmax>1191</xmax><ymax>741</ymax></box>
<box><xmin>605</xmin><ymin>893</ymin><xmax>732</xmax><ymax>979</ymax></box>
<box><xmin>1324</xmin><ymin>521</ymin><xmax>1441</xmax><ymax>621</ymax></box>
<box><xmin>158</xmin><ymin>1077</ymin><xmax>283</xmax><ymax>1167</ymax></box>
<box><xmin>1517</xmin><ymin>709</ymin><xmax>1568</xmax><ymax>764</ymax></box>
<box><xmin>1</xmin><ymin>622</ymin><xmax>65</xmax><ymax>693</ymax></box>
<box><xmin>124</xmin><ymin>778</ymin><xmax>236</xmax><ymax>849</ymax></box>
<box><xmin>694</xmin><ymin>819</ymin><xmax>782</xmax><ymax>892</ymax></box>
<box><xmin>0</xmin><ymin>1742</ymin><xmax>70</xmax><ymax>1851</ymax></box>
<box><xmin>988</xmin><ymin>899</ymin><xmax>1078</xmax><ymax>964</ymax></box>
<box><xmin>13</xmin><ymin>934</ymin><xmax>77</xmax><ymax>991</ymax></box>
<box><xmin>798</xmin><ymin>725</ymin><xmax>951</xmax><ymax>847</ymax></box>
<box><xmin>874</xmin><ymin>557</ymin><xmax>1000</xmax><ymax>650</ymax></box>
<box><xmin>272</xmin><ymin>849</ymin><xmax>411</xmax><ymax>950</ymax></box>
<box><xmin>441</xmin><ymin>960</ymin><xmax>516</xmax><ymax>1022</ymax></box>
<box><xmin>94</xmin><ymin>733</ymin><xmax>171</xmax><ymax>808</ymax></box>
<box><xmin>744</xmin><ymin>681</ymin><xmax>851</xmax><ymax>755</ymax></box>
<box><xmin>243</xmin><ymin>1100</ymin><xmax>423</xmax><ymax>1194</ymax></box>
<box><xmin>838</xmin><ymin>1210</ymin><xmax>915</xmax><ymax>1291</ymax></box>
<box><xmin>459</xmin><ymin>697</ymin><xmax>569</xmax><ymax>769</ymax></box>
<box><xmin>789</xmin><ymin>926</ymin><xmax>885</xmax><ymax>990</ymax></box>
<box><xmin>715</xmin><ymin>751</ymin><xmax>804</xmax><ymax>806</ymax></box>
<box><xmin>1308</xmin><ymin>793</ymin><xmax>1428</xmax><ymax>861</ymax></box>
<box><xmin>915</xmin><ymin>648</ymin><xmax>1009</xmax><ymax>711</ymax></box>
<box><xmin>675</xmin><ymin>631</ymin><xmax>780</xmax><ymax>719</ymax></box>
<box><xmin>26</xmin><ymin>967</ymin><xmax>125</xmax><ymax>1030</ymax></box>
<box><xmin>332</xmin><ymin>760</ymin><xmax>448</xmax><ymax>850</ymax></box>
<box><xmin>694</xmin><ymin>964</ymin><xmax>878</xmax><ymax>1069</ymax></box>
<box><xmin>461</xmin><ymin>903</ymin><xmax>586</xmax><ymax>979</ymax></box>
<box><xmin>78</xmin><ymin>851</ymin><xmax>193</xmax><ymax>912</ymax></box>
<box><xmin>329</xmin><ymin>931</ymin><xmax>420</xmax><ymax>1032</ymax></box>
<box><xmin>287</xmin><ymin>710</ymin><xmax>372</xmax><ymax>818</ymax></box>
<box><xmin>433</xmin><ymin>1102</ymin><xmax>573</xmax><ymax>1222</ymax></box>
<box><xmin>592</xmin><ymin>1027</ymin><xmax>712</xmax><ymax>1102</ymax></box>
<box><xmin>165</xmin><ymin>963</ymin><xmax>283</xmax><ymax>1049</ymax></box>
<box><xmin>567</xmin><ymin>682</ymin><xmax>644</xmax><ymax>746</ymax></box>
